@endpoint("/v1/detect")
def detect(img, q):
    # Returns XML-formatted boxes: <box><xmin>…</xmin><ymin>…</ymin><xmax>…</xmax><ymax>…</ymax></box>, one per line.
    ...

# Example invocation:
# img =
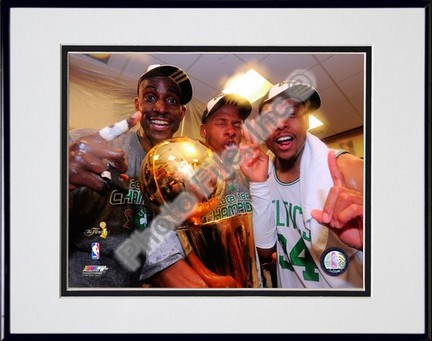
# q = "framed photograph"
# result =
<box><xmin>2</xmin><ymin>1</ymin><xmax>430</xmax><ymax>339</ymax></box>
<box><xmin>62</xmin><ymin>46</ymin><xmax>370</xmax><ymax>297</ymax></box>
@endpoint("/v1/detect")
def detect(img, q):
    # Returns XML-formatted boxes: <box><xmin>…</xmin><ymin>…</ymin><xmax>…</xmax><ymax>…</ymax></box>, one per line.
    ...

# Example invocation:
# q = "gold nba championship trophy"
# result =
<box><xmin>139</xmin><ymin>137</ymin><xmax>259</xmax><ymax>288</ymax></box>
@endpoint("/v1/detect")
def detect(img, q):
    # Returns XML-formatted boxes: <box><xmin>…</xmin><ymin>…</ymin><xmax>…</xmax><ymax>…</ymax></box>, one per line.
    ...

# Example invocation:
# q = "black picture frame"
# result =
<box><xmin>1</xmin><ymin>0</ymin><xmax>430</xmax><ymax>339</ymax></box>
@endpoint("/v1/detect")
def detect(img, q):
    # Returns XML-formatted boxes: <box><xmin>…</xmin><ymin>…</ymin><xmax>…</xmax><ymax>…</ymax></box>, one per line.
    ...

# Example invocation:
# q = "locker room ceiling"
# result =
<box><xmin>68</xmin><ymin>49</ymin><xmax>366</xmax><ymax>140</ymax></box>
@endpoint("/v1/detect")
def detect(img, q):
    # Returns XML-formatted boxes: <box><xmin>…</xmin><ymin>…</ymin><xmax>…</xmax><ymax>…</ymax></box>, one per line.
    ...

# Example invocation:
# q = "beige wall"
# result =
<box><xmin>323</xmin><ymin>128</ymin><xmax>364</xmax><ymax>159</ymax></box>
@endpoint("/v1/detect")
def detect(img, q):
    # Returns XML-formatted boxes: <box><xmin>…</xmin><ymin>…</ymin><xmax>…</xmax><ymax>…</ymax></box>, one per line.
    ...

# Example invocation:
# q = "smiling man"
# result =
<box><xmin>68</xmin><ymin>64</ymin><xmax>210</xmax><ymax>288</ymax></box>
<box><xmin>239</xmin><ymin>80</ymin><xmax>364</xmax><ymax>288</ymax></box>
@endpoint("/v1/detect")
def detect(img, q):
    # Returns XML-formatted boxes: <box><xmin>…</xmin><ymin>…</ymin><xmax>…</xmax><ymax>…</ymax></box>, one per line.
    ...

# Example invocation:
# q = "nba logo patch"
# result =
<box><xmin>91</xmin><ymin>242</ymin><xmax>100</xmax><ymax>260</ymax></box>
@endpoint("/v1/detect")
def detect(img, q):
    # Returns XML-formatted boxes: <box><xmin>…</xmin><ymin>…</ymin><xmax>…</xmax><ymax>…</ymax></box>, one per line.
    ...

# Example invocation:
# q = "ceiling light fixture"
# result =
<box><xmin>308</xmin><ymin>115</ymin><xmax>324</xmax><ymax>130</ymax></box>
<box><xmin>222</xmin><ymin>69</ymin><xmax>273</xmax><ymax>104</ymax></box>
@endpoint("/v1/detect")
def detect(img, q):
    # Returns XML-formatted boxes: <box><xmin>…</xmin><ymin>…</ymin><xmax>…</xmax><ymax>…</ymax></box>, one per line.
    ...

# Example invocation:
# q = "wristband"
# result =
<box><xmin>99</xmin><ymin>119</ymin><xmax>129</xmax><ymax>141</ymax></box>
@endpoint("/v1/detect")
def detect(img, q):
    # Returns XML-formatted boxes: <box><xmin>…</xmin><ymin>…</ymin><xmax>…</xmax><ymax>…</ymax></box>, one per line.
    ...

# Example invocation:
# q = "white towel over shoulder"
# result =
<box><xmin>299</xmin><ymin>132</ymin><xmax>334</xmax><ymax>253</ymax></box>
<box><xmin>301</xmin><ymin>133</ymin><xmax>361</xmax><ymax>261</ymax></box>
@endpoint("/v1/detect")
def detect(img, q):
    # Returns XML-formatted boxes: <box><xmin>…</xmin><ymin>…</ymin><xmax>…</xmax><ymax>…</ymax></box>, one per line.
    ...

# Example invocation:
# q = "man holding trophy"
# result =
<box><xmin>176</xmin><ymin>93</ymin><xmax>264</xmax><ymax>288</ymax></box>
<box><xmin>69</xmin><ymin>64</ymin><xmax>212</xmax><ymax>288</ymax></box>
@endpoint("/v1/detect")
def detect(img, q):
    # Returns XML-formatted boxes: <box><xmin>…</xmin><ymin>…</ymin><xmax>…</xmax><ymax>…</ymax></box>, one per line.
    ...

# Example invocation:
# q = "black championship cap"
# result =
<box><xmin>137</xmin><ymin>64</ymin><xmax>193</xmax><ymax>105</ymax></box>
<box><xmin>202</xmin><ymin>93</ymin><xmax>252</xmax><ymax>123</ymax></box>
<box><xmin>259</xmin><ymin>80</ymin><xmax>321</xmax><ymax>113</ymax></box>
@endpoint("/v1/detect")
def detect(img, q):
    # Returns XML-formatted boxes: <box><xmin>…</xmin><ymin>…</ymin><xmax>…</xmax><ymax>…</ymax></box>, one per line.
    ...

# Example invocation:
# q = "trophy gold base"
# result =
<box><xmin>177</xmin><ymin>212</ymin><xmax>259</xmax><ymax>288</ymax></box>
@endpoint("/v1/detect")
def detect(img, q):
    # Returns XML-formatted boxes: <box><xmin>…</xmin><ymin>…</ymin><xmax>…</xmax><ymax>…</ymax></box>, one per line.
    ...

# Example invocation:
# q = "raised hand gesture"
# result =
<box><xmin>238</xmin><ymin>119</ymin><xmax>269</xmax><ymax>183</ymax></box>
<box><xmin>311</xmin><ymin>150</ymin><xmax>364</xmax><ymax>250</ymax></box>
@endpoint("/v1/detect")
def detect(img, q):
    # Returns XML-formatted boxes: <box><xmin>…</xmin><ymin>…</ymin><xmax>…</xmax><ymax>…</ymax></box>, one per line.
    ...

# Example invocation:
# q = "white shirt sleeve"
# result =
<box><xmin>249</xmin><ymin>180</ymin><xmax>277</xmax><ymax>249</ymax></box>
